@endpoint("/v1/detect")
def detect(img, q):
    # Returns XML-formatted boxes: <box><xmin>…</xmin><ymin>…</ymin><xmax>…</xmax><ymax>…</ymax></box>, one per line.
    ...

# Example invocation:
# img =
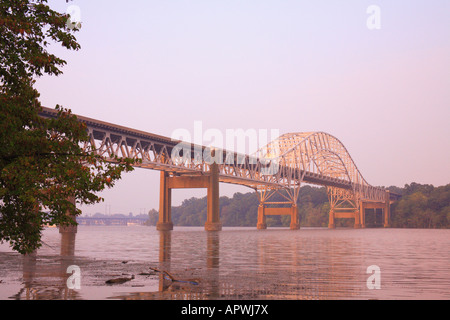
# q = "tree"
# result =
<box><xmin>0</xmin><ymin>1</ymin><xmax>136</xmax><ymax>254</ymax></box>
<box><xmin>146</xmin><ymin>209</ymin><xmax>158</xmax><ymax>226</ymax></box>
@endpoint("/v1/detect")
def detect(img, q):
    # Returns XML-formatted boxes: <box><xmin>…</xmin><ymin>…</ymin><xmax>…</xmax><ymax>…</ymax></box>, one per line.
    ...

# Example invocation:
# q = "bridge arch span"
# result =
<box><xmin>255</xmin><ymin>131</ymin><xmax>386</xmax><ymax>201</ymax></box>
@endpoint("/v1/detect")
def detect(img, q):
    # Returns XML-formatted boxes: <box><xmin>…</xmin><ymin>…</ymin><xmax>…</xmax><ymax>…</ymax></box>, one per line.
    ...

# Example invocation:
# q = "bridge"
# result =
<box><xmin>76</xmin><ymin>217</ymin><xmax>148</xmax><ymax>226</ymax></box>
<box><xmin>39</xmin><ymin>107</ymin><xmax>400</xmax><ymax>232</ymax></box>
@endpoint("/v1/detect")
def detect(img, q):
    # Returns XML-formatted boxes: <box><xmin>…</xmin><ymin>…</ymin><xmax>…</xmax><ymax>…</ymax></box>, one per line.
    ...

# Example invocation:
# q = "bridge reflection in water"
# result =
<box><xmin>19</xmin><ymin>232</ymin><xmax>81</xmax><ymax>300</ymax></box>
<box><xmin>14</xmin><ymin>227</ymin><xmax>373</xmax><ymax>300</ymax></box>
<box><xmin>109</xmin><ymin>230</ymin><xmax>367</xmax><ymax>300</ymax></box>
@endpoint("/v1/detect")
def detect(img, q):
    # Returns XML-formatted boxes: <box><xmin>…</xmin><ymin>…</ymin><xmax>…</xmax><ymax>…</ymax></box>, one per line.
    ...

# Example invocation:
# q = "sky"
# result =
<box><xmin>35</xmin><ymin>0</ymin><xmax>450</xmax><ymax>216</ymax></box>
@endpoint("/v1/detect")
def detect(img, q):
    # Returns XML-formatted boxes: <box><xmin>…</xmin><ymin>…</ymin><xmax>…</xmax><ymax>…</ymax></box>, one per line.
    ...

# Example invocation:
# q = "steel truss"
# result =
<box><xmin>253</xmin><ymin>132</ymin><xmax>387</xmax><ymax>209</ymax></box>
<box><xmin>39</xmin><ymin>108</ymin><xmax>389</xmax><ymax>211</ymax></box>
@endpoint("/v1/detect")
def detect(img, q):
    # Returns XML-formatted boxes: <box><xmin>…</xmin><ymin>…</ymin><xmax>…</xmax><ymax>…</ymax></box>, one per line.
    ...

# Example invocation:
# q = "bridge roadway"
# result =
<box><xmin>39</xmin><ymin>107</ymin><xmax>400</xmax><ymax>232</ymax></box>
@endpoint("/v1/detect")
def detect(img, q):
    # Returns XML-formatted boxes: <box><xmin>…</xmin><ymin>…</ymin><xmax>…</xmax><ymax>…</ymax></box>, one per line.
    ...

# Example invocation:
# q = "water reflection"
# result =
<box><xmin>158</xmin><ymin>230</ymin><xmax>171</xmax><ymax>292</ymax></box>
<box><xmin>206</xmin><ymin>231</ymin><xmax>220</xmax><ymax>298</ymax></box>
<box><xmin>4</xmin><ymin>227</ymin><xmax>449</xmax><ymax>300</ymax></box>
<box><xmin>113</xmin><ymin>230</ymin><xmax>367</xmax><ymax>300</ymax></box>
<box><xmin>12</xmin><ymin>231</ymin><xmax>81</xmax><ymax>300</ymax></box>
<box><xmin>125</xmin><ymin>231</ymin><xmax>222</xmax><ymax>300</ymax></box>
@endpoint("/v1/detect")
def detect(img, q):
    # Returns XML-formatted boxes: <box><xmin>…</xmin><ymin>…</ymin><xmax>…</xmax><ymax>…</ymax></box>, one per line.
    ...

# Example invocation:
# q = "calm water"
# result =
<box><xmin>0</xmin><ymin>226</ymin><xmax>449</xmax><ymax>300</ymax></box>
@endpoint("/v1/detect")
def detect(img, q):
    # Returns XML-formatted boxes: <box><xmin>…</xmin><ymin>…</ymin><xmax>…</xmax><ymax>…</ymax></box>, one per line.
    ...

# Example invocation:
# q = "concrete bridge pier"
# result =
<box><xmin>156</xmin><ymin>171</ymin><xmax>174</xmax><ymax>231</ymax></box>
<box><xmin>328</xmin><ymin>209</ymin><xmax>335</xmax><ymax>229</ymax></box>
<box><xmin>156</xmin><ymin>163</ymin><xmax>222</xmax><ymax>232</ymax></box>
<box><xmin>327</xmin><ymin>190</ymin><xmax>392</xmax><ymax>229</ymax></box>
<box><xmin>360</xmin><ymin>201</ymin><xmax>366</xmax><ymax>228</ymax></box>
<box><xmin>58</xmin><ymin>196</ymin><xmax>77</xmax><ymax>257</ymax></box>
<box><xmin>290</xmin><ymin>205</ymin><xmax>300</xmax><ymax>230</ymax></box>
<box><xmin>359</xmin><ymin>194</ymin><xmax>391</xmax><ymax>229</ymax></box>
<box><xmin>384</xmin><ymin>191</ymin><xmax>391</xmax><ymax>228</ymax></box>
<box><xmin>257</xmin><ymin>205</ymin><xmax>267</xmax><ymax>230</ymax></box>
<box><xmin>328</xmin><ymin>209</ymin><xmax>360</xmax><ymax>228</ymax></box>
<box><xmin>204</xmin><ymin>162</ymin><xmax>222</xmax><ymax>231</ymax></box>
<box><xmin>256</xmin><ymin>204</ymin><xmax>300</xmax><ymax>230</ymax></box>
<box><xmin>354</xmin><ymin>205</ymin><xmax>362</xmax><ymax>229</ymax></box>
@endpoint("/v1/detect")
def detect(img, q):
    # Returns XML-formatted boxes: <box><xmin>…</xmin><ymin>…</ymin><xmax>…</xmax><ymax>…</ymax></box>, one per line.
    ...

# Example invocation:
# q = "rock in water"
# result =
<box><xmin>105</xmin><ymin>275</ymin><xmax>135</xmax><ymax>285</ymax></box>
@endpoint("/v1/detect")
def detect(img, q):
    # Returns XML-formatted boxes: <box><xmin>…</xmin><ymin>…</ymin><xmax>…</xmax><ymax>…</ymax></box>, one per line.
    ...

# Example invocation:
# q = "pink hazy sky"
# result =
<box><xmin>35</xmin><ymin>0</ymin><xmax>450</xmax><ymax>215</ymax></box>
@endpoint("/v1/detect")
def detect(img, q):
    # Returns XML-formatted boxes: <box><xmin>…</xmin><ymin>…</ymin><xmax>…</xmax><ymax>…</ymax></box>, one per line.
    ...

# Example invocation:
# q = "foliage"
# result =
<box><xmin>390</xmin><ymin>183</ymin><xmax>450</xmax><ymax>228</ymax></box>
<box><xmin>0</xmin><ymin>1</ymin><xmax>135</xmax><ymax>254</ymax></box>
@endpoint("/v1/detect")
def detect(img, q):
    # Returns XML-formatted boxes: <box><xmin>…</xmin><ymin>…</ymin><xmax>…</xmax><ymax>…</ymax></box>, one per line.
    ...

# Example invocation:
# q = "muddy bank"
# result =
<box><xmin>0</xmin><ymin>250</ymin><xmax>222</xmax><ymax>300</ymax></box>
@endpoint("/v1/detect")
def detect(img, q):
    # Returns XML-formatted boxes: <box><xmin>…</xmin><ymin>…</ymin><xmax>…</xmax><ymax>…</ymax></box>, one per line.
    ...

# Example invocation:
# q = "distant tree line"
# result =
<box><xmin>389</xmin><ymin>183</ymin><xmax>450</xmax><ymax>228</ymax></box>
<box><xmin>147</xmin><ymin>183</ymin><xmax>450</xmax><ymax>229</ymax></box>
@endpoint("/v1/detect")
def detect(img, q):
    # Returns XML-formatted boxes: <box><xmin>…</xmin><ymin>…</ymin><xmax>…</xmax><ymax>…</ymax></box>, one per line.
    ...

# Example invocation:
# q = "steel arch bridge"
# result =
<box><xmin>39</xmin><ymin>107</ymin><xmax>399</xmax><ymax>232</ymax></box>
<box><xmin>252</xmin><ymin>131</ymin><xmax>401</xmax><ymax>229</ymax></box>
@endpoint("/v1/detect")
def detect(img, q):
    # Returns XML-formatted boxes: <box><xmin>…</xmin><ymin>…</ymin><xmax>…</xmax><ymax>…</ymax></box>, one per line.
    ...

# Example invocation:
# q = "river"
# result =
<box><xmin>0</xmin><ymin>226</ymin><xmax>449</xmax><ymax>300</ymax></box>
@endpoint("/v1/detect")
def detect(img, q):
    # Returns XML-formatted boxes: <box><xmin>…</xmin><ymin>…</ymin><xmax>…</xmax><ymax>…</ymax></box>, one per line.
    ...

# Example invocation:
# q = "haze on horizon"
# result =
<box><xmin>35</xmin><ymin>0</ymin><xmax>449</xmax><ymax>215</ymax></box>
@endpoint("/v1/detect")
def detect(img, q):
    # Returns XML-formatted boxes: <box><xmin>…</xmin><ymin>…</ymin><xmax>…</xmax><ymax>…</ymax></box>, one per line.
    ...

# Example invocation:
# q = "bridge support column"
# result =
<box><xmin>58</xmin><ymin>196</ymin><xmax>78</xmax><ymax>234</ymax></box>
<box><xmin>328</xmin><ymin>209</ymin><xmax>335</xmax><ymax>229</ymax></box>
<box><xmin>205</xmin><ymin>162</ymin><xmax>222</xmax><ymax>231</ymax></box>
<box><xmin>354</xmin><ymin>201</ymin><xmax>362</xmax><ymax>229</ymax></box>
<box><xmin>354</xmin><ymin>209</ymin><xmax>361</xmax><ymax>229</ymax></box>
<box><xmin>157</xmin><ymin>171</ymin><xmax>173</xmax><ymax>231</ymax></box>
<box><xmin>157</xmin><ymin>163</ymin><xmax>222</xmax><ymax>232</ymax></box>
<box><xmin>360</xmin><ymin>202</ymin><xmax>366</xmax><ymax>228</ymax></box>
<box><xmin>257</xmin><ymin>204</ymin><xmax>267</xmax><ymax>230</ymax></box>
<box><xmin>290</xmin><ymin>205</ymin><xmax>300</xmax><ymax>230</ymax></box>
<box><xmin>58</xmin><ymin>196</ymin><xmax>77</xmax><ymax>257</ymax></box>
<box><xmin>384</xmin><ymin>191</ymin><xmax>391</xmax><ymax>228</ymax></box>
